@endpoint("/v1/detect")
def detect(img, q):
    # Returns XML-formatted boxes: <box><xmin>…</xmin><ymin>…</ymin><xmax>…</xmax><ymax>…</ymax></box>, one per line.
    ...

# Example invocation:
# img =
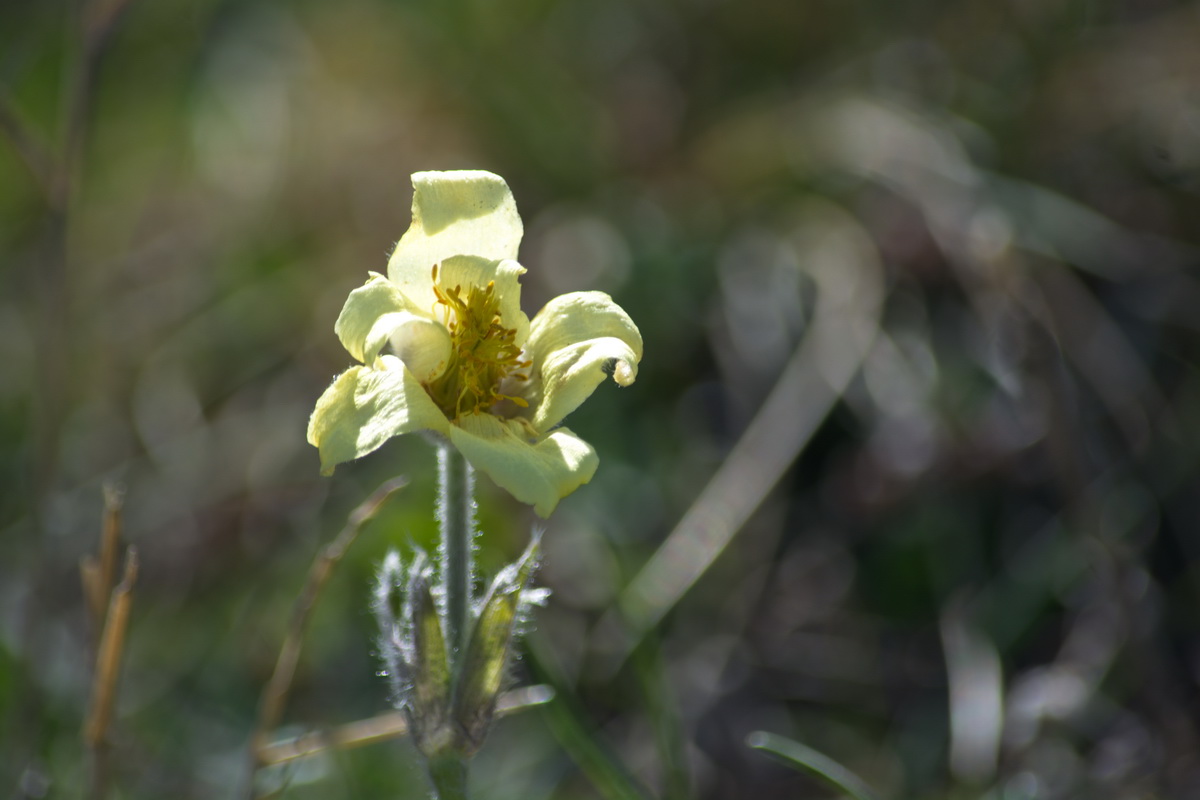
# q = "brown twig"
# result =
<box><xmin>243</xmin><ymin>477</ymin><xmax>408</xmax><ymax>797</ymax></box>
<box><xmin>256</xmin><ymin>685</ymin><xmax>555</xmax><ymax>768</ymax></box>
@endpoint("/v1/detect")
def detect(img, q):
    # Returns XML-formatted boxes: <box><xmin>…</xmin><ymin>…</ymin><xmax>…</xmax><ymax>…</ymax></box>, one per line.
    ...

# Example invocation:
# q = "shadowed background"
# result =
<box><xmin>3</xmin><ymin>0</ymin><xmax>1200</xmax><ymax>798</ymax></box>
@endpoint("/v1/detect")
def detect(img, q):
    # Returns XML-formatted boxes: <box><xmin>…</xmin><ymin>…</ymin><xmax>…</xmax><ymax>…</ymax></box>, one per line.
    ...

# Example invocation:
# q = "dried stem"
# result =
<box><xmin>85</xmin><ymin>550</ymin><xmax>138</xmax><ymax>741</ymax></box>
<box><xmin>242</xmin><ymin>477</ymin><xmax>408</xmax><ymax>798</ymax></box>
<box><xmin>60</xmin><ymin>0</ymin><xmax>139</xmax><ymax>202</ymax></box>
<box><xmin>82</xmin><ymin>486</ymin><xmax>125</xmax><ymax>630</ymax></box>
<box><xmin>255</xmin><ymin>686</ymin><xmax>554</xmax><ymax>768</ymax></box>
<box><xmin>81</xmin><ymin>490</ymin><xmax>138</xmax><ymax>800</ymax></box>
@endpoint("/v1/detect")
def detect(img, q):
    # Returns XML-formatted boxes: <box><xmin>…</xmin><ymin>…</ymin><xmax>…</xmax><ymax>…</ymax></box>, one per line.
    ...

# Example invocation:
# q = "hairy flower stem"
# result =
<box><xmin>428</xmin><ymin>754</ymin><xmax>468</xmax><ymax>800</ymax></box>
<box><xmin>433</xmin><ymin>445</ymin><xmax>474</xmax><ymax>799</ymax></box>
<box><xmin>438</xmin><ymin>445</ymin><xmax>475</xmax><ymax>668</ymax></box>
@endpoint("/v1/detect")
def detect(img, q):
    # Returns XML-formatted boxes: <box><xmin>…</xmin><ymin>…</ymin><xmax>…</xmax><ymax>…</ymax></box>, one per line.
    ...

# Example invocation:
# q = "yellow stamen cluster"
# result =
<box><xmin>425</xmin><ymin>265</ymin><xmax>530</xmax><ymax>420</ymax></box>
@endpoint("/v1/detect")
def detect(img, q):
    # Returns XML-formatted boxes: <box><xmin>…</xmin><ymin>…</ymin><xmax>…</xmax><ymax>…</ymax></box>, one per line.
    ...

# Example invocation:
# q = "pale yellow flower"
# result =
<box><xmin>308</xmin><ymin>170</ymin><xmax>642</xmax><ymax>516</ymax></box>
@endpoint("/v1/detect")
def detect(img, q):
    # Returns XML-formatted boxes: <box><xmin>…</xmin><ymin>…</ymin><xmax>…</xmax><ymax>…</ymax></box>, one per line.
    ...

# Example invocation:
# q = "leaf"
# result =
<box><xmin>746</xmin><ymin>731</ymin><xmax>882</xmax><ymax>800</ymax></box>
<box><xmin>525</xmin><ymin>634</ymin><xmax>652</xmax><ymax>800</ymax></box>
<box><xmin>407</xmin><ymin>555</ymin><xmax>454</xmax><ymax>757</ymax></box>
<box><xmin>452</xmin><ymin>536</ymin><xmax>540</xmax><ymax>754</ymax></box>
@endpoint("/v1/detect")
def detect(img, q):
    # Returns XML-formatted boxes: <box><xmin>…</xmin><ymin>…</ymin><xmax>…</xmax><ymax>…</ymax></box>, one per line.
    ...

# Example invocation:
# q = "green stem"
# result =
<box><xmin>434</xmin><ymin>445</ymin><xmax>475</xmax><ymax>799</ymax></box>
<box><xmin>438</xmin><ymin>445</ymin><xmax>475</xmax><ymax>671</ymax></box>
<box><xmin>428</xmin><ymin>753</ymin><xmax>469</xmax><ymax>800</ymax></box>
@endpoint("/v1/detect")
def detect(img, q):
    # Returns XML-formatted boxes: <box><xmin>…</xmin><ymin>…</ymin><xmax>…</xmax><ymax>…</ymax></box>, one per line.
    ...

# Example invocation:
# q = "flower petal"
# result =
<box><xmin>381</xmin><ymin>312</ymin><xmax>452</xmax><ymax>382</ymax></box>
<box><xmin>448</xmin><ymin>413</ymin><xmax>598</xmax><ymax>517</ymax></box>
<box><xmin>523</xmin><ymin>291</ymin><xmax>643</xmax><ymax>431</ymax></box>
<box><xmin>335</xmin><ymin>273</ymin><xmax>419</xmax><ymax>363</ymax></box>
<box><xmin>307</xmin><ymin>359</ymin><xmax>450</xmax><ymax>474</ymax></box>
<box><xmin>387</xmin><ymin>170</ymin><xmax>523</xmax><ymax>301</ymax></box>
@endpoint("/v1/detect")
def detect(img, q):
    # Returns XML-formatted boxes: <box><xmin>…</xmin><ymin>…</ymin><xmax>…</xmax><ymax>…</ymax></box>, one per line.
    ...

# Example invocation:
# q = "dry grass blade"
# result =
<box><xmin>79</xmin><ymin>484</ymin><xmax>135</xmax><ymax>800</ymax></box>
<box><xmin>83</xmin><ymin>540</ymin><xmax>138</xmax><ymax>800</ymax></box>
<box><xmin>81</xmin><ymin>486</ymin><xmax>124</xmax><ymax>630</ymax></box>
<box><xmin>596</xmin><ymin>202</ymin><xmax>883</xmax><ymax>673</ymax></box>
<box><xmin>1029</xmin><ymin>266</ymin><xmax>1166</xmax><ymax>450</ymax></box>
<box><xmin>940</xmin><ymin>604</ymin><xmax>1002</xmax><ymax>783</ymax></box>
<box><xmin>244</xmin><ymin>477</ymin><xmax>408</xmax><ymax>794</ymax></box>
<box><xmin>256</xmin><ymin>685</ymin><xmax>554</xmax><ymax>767</ymax></box>
<box><xmin>85</xmin><ymin>548</ymin><xmax>139</xmax><ymax>747</ymax></box>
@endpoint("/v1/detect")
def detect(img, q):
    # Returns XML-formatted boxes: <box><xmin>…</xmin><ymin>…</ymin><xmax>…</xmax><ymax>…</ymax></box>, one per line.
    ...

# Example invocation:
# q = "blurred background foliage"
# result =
<box><xmin>3</xmin><ymin>0</ymin><xmax>1200</xmax><ymax>797</ymax></box>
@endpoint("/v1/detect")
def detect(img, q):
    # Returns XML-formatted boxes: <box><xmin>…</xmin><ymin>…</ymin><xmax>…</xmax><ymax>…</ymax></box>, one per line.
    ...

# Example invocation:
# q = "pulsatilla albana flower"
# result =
<box><xmin>307</xmin><ymin>170</ymin><xmax>643</xmax><ymax>516</ymax></box>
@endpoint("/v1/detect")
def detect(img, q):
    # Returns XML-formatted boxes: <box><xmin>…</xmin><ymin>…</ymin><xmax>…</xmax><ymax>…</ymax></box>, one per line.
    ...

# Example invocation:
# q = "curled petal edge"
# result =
<box><xmin>530</xmin><ymin>337</ymin><xmax>640</xmax><ymax>432</ymax></box>
<box><xmin>523</xmin><ymin>291</ymin><xmax>643</xmax><ymax>431</ymax></box>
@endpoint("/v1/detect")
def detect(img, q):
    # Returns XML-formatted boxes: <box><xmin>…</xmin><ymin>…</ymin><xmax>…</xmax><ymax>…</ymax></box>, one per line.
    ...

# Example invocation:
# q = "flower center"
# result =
<box><xmin>424</xmin><ymin>265</ymin><xmax>530</xmax><ymax>421</ymax></box>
